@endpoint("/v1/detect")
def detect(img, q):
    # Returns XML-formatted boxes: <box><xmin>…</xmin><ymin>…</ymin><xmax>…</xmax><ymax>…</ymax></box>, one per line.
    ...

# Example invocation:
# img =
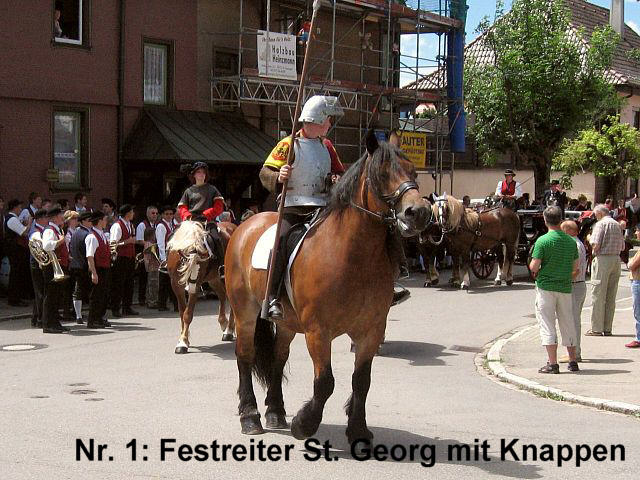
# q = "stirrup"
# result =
<box><xmin>217</xmin><ymin>265</ymin><xmax>225</xmax><ymax>279</ymax></box>
<box><xmin>399</xmin><ymin>265</ymin><xmax>410</xmax><ymax>280</ymax></box>
<box><xmin>267</xmin><ymin>299</ymin><xmax>283</xmax><ymax>322</ymax></box>
<box><xmin>159</xmin><ymin>261</ymin><xmax>168</xmax><ymax>274</ymax></box>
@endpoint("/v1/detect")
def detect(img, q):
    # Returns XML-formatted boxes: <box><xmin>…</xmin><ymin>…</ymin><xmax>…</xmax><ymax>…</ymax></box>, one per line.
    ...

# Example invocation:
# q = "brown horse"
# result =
<box><xmin>166</xmin><ymin>220</ymin><xmax>237</xmax><ymax>354</ymax></box>
<box><xmin>432</xmin><ymin>195</ymin><xmax>520</xmax><ymax>289</ymax></box>
<box><xmin>225</xmin><ymin>134</ymin><xmax>431</xmax><ymax>442</ymax></box>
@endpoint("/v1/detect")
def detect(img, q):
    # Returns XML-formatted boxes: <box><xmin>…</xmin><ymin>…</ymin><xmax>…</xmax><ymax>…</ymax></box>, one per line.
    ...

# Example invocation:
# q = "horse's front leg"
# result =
<box><xmin>450</xmin><ymin>255</ymin><xmax>461</xmax><ymax>288</ymax></box>
<box><xmin>265</xmin><ymin>326</ymin><xmax>295</xmax><ymax>429</ymax></box>
<box><xmin>236</xmin><ymin>315</ymin><xmax>263</xmax><ymax>435</ymax></box>
<box><xmin>211</xmin><ymin>277</ymin><xmax>234</xmax><ymax>341</ymax></box>
<box><xmin>175</xmin><ymin>281</ymin><xmax>197</xmax><ymax>354</ymax></box>
<box><xmin>291</xmin><ymin>333</ymin><xmax>334</xmax><ymax>440</ymax></box>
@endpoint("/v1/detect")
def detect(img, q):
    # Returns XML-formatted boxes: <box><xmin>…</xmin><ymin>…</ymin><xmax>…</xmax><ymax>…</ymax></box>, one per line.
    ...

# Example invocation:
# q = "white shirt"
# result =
<box><xmin>19</xmin><ymin>205</ymin><xmax>37</xmax><ymax>223</ymax></box>
<box><xmin>85</xmin><ymin>227</ymin><xmax>106</xmax><ymax>257</ymax></box>
<box><xmin>42</xmin><ymin>223</ymin><xmax>63</xmax><ymax>253</ymax></box>
<box><xmin>136</xmin><ymin>220</ymin><xmax>154</xmax><ymax>242</ymax></box>
<box><xmin>110</xmin><ymin>217</ymin><xmax>133</xmax><ymax>243</ymax></box>
<box><xmin>495</xmin><ymin>180</ymin><xmax>522</xmax><ymax>199</ymax></box>
<box><xmin>6</xmin><ymin>213</ymin><xmax>27</xmax><ymax>236</ymax></box>
<box><xmin>156</xmin><ymin>220</ymin><xmax>173</xmax><ymax>261</ymax></box>
<box><xmin>65</xmin><ymin>227</ymin><xmax>76</xmax><ymax>251</ymax></box>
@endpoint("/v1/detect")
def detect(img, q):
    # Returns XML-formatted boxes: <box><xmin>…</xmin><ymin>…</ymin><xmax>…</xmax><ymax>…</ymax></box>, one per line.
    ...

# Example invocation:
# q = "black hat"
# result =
<box><xmin>90</xmin><ymin>211</ymin><xmax>106</xmax><ymax>224</ymax></box>
<box><xmin>161</xmin><ymin>205</ymin><xmax>176</xmax><ymax>213</ymax></box>
<box><xmin>34</xmin><ymin>208</ymin><xmax>49</xmax><ymax>220</ymax></box>
<box><xmin>550</xmin><ymin>179</ymin><xmax>560</xmax><ymax>185</ymax></box>
<box><xmin>47</xmin><ymin>206</ymin><xmax>62</xmax><ymax>217</ymax></box>
<box><xmin>504</xmin><ymin>169</ymin><xmax>516</xmax><ymax>176</ymax></box>
<box><xmin>190</xmin><ymin>162</ymin><xmax>209</xmax><ymax>175</ymax></box>
<box><xmin>101</xmin><ymin>198</ymin><xmax>116</xmax><ymax>209</ymax></box>
<box><xmin>119</xmin><ymin>204</ymin><xmax>134</xmax><ymax>216</ymax></box>
<box><xmin>78</xmin><ymin>211</ymin><xmax>93</xmax><ymax>222</ymax></box>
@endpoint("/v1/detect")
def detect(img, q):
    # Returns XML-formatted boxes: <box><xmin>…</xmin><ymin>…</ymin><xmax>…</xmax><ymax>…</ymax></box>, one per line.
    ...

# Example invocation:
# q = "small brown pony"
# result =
<box><xmin>225</xmin><ymin>133</ymin><xmax>431</xmax><ymax>442</ymax></box>
<box><xmin>431</xmin><ymin>194</ymin><xmax>520</xmax><ymax>289</ymax></box>
<box><xmin>166</xmin><ymin>220</ymin><xmax>237</xmax><ymax>354</ymax></box>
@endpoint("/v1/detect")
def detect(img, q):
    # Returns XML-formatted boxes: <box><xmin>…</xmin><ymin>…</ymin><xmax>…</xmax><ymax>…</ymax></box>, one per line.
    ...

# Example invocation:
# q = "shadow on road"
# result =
<box><xmin>581</xmin><ymin>358</ymin><xmax>633</xmax><ymax>364</ymax></box>
<box><xmin>572</xmin><ymin>369</ymin><xmax>631</xmax><ymax>376</ymax></box>
<box><xmin>377</xmin><ymin>341</ymin><xmax>455</xmax><ymax>366</ymax></box>
<box><xmin>193</xmin><ymin>342</ymin><xmax>236</xmax><ymax>360</ymax></box>
<box><xmin>271</xmin><ymin>424</ymin><xmax>542</xmax><ymax>478</ymax></box>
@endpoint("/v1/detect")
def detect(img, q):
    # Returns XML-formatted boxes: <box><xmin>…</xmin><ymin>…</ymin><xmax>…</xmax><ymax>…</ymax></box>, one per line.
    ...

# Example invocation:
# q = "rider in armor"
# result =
<box><xmin>259</xmin><ymin>95</ymin><xmax>345</xmax><ymax>321</ymax></box>
<box><xmin>177</xmin><ymin>162</ymin><xmax>226</xmax><ymax>271</ymax></box>
<box><xmin>495</xmin><ymin>169</ymin><xmax>522</xmax><ymax>209</ymax></box>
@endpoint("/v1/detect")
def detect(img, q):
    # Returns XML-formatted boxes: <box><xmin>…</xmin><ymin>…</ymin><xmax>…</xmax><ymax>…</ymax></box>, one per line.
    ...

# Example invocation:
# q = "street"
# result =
<box><xmin>1</xmin><ymin>265</ymin><xmax>638</xmax><ymax>479</ymax></box>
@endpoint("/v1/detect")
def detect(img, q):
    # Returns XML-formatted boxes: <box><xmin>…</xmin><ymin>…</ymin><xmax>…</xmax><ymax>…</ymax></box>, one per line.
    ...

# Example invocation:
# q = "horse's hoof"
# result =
<box><xmin>240</xmin><ymin>414</ymin><xmax>264</xmax><ymax>435</ymax></box>
<box><xmin>291</xmin><ymin>415</ymin><xmax>316</xmax><ymax>440</ymax></box>
<box><xmin>506</xmin><ymin>280</ymin><xmax>514</xmax><ymax>286</ymax></box>
<box><xmin>431</xmin><ymin>279</ymin><xmax>439</xmax><ymax>286</ymax></box>
<box><xmin>174</xmin><ymin>346</ymin><xmax>188</xmax><ymax>354</ymax></box>
<box><xmin>424</xmin><ymin>281</ymin><xmax>431</xmax><ymax>288</ymax></box>
<box><xmin>221</xmin><ymin>333</ymin><xmax>235</xmax><ymax>342</ymax></box>
<box><xmin>461</xmin><ymin>284</ymin><xmax>469</xmax><ymax>290</ymax></box>
<box><xmin>494</xmin><ymin>280</ymin><xmax>502</xmax><ymax>286</ymax></box>
<box><xmin>265</xmin><ymin>411</ymin><xmax>288</xmax><ymax>429</ymax></box>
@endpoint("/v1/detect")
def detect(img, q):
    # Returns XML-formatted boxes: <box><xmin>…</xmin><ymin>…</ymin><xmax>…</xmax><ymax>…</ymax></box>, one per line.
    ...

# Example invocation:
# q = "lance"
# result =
<box><xmin>260</xmin><ymin>0</ymin><xmax>322</xmax><ymax>319</ymax></box>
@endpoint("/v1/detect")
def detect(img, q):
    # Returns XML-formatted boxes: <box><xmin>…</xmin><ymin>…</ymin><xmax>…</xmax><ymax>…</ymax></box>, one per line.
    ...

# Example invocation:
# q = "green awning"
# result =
<box><xmin>123</xmin><ymin>109</ymin><xmax>275</xmax><ymax>164</ymax></box>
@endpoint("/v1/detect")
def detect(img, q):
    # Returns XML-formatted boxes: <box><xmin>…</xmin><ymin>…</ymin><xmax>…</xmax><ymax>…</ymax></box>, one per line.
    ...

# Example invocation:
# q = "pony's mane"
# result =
<box><xmin>321</xmin><ymin>142</ymin><xmax>408</xmax><ymax>218</ymax></box>
<box><xmin>167</xmin><ymin>220</ymin><xmax>208</xmax><ymax>255</ymax></box>
<box><xmin>441</xmin><ymin>195</ymin><xmax>480</xmax><ymax>231</ymax></box>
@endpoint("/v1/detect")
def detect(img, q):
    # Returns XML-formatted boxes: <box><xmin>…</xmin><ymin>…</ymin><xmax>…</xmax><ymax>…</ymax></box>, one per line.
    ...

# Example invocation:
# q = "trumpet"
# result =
<box><xmin>135</xmin><ymin>243</ymin><xmax>160</xmax><ymax>268</ymax></box>
<box><xmin>28</xmin><ymin>238</ymin><xmax>68</xmax><ymax>282</ymax></box>
<box><xmin>109</xmin><ymin>240</ymin><xmax>125</xmax><ymax>262</ymax></box>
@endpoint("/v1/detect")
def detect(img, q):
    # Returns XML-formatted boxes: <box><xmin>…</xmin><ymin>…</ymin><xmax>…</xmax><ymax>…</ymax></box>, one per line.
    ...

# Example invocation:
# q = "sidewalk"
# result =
<box><xmin>487</xmin><ymin>271</ymin><xmax>640</xmax><ymax>415</ymax></box>
<box><xmin>0</xmin><ymin>300</ymin><xmax>33</xmax><ymax>322</ymax></box>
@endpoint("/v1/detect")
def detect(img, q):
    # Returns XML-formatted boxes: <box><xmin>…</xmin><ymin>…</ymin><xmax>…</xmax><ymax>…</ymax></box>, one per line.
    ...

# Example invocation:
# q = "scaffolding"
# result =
<box><xmin>210</xmin><ymin>0</ymin><xmax>461</xmax><ymax>183</ymax></box>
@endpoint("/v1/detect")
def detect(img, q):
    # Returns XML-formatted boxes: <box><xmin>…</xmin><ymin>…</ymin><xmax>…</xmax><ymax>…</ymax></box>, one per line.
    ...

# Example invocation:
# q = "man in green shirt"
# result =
<box><xmin>529</xmin><ymin>206</ymin><xmax>580</xmax><ymax>374</ymax></box>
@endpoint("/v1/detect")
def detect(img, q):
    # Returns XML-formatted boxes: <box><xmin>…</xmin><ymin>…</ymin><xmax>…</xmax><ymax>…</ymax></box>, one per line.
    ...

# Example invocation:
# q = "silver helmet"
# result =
<box><xmin>298</xmin><ymin>95</ymin><xmax>344</xmax><ymax>124</ymax></box>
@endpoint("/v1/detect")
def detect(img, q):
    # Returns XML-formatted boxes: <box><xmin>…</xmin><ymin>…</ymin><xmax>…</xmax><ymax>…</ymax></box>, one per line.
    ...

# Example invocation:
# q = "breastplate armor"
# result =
<box><xmin>285</xmin><ymin>137</ymin><xmax>331</xmax><ymax>208</ymax></box>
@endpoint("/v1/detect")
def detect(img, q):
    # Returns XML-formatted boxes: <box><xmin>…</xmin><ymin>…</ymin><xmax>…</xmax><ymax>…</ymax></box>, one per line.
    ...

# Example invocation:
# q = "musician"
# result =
<box><xmin>69</xmin><ymin>211</ymin><xmax>94</xmax><ymax>324</ymax></box>
<box><xmin>5</xmin><ymin>199</ymin><xmax>32</xmax><ymax>307</ymax></box>
<box><xmin>259</xmin><ymin>95</ymin><xmax>345</xmax><ymax>320</ymax></box>
<box><xmin>28</xmin><ymin>209</ymin><xmax>49</xmax><ymax>328</ymax></box>
<box><xmin>135</xmin><ymin>205</ymin><xmax>158</xmax><ymax>307</ymax></box>
<box><xmin>41</xmin><ymin>206</ymin><xmax>70</xmax><ymax>333</ymax></box>
<box><xmin>62</xmin><ymin>210</ymin><xmax>80</xmax><ymax>320</ymax></box>
<box><xmin>19</xmin><ymin>192</ymin><xmax>42</xmax><ymax>223</ymax></box>
<box><xmin>109</xmin><ymin>204</ymin><xmax>138</xmax><ymax>317</ymax></box>
<box><xmin>85</xmin><ymin>211</ymin><xmax>111</xmax><ymax>328</ymax></box>
<box><xmin>156</xmin><ymin>205</ymin><xmax>177</xmax><ymax>312</ymax></box>
<box><xmin>101</xmin><ymin>198</ymin><xmax>117</xmax><ymax>232</ymax></box>
<box><xmin>495</xmin><ymin>169</ymin><xmax>522</xmax><ymax>208</ymax></box>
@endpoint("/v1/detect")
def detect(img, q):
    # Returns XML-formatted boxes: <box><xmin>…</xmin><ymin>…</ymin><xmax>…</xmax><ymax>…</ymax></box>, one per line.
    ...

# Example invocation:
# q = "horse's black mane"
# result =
<box><xmin>321</xmin><ymin>142</ymin><xmax>408</xmax><ymax>219</ymax></box>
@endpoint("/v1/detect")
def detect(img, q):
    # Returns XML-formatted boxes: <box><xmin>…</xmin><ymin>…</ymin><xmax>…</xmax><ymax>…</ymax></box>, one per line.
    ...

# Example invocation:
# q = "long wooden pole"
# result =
<box><xmin>260</xmin><ymin>0</ymin><xmax>322</xmax><ymax>319</ymax></box>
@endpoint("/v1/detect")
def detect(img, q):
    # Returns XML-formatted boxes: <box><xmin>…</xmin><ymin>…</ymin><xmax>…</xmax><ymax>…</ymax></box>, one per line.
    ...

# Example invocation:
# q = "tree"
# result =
<box><xmin>465</xmin><ymin>0</ymin><xmax>619</xmax><ymax>199</ymax></box>
<box><xmin>553</xmin><ymin>115</ymin><xmax>640</xmax><ymax>203</ymax></box>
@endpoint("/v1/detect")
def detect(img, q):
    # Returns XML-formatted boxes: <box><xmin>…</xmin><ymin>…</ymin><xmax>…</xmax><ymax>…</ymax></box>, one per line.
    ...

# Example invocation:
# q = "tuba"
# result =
<box><xmin>28</xmin><ymin>238</ymin><xmax>68</xmax><ymax>282</ymax></box>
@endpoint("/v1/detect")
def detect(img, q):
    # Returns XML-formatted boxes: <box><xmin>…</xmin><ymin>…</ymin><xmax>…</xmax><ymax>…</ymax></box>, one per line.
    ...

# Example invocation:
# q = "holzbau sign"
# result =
<box><xmin>257</xmin><ymin>31</ymin><xmax>297</xmax><ymax>80</ymax></box>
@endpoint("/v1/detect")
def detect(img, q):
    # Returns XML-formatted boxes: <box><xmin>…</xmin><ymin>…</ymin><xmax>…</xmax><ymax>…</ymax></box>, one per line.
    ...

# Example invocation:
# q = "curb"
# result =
<box><xmin>483</xmin><ymin>324</ymin><xmax>640</xmax><ymax>417</ymax></box>
<box><xmin>0</xmin><ymin>313</ymin><xmax>32</xmax><ymax>323</ymax></box>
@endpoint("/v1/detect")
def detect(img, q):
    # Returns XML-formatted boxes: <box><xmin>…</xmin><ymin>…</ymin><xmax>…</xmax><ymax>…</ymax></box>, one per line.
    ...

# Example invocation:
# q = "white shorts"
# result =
<box><xmin>535</xmin><ymin>287</ymin><xmax>576</xmax><ymax>346</ymax></box>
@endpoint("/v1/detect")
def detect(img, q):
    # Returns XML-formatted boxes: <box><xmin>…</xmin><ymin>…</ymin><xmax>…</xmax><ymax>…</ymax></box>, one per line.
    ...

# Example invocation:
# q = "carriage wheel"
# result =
<box><xmin>471</xmin><ymin>250</ymin><xmax>496</xmax><ymax>279</ymax></box>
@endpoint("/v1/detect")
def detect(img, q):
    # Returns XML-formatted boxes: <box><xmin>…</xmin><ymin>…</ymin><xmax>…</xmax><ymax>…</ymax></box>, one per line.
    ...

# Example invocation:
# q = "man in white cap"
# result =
<box><xmin>259</xmin><ymin>95</ymin><xmax>345</xmax><ymax>321</ymax></box>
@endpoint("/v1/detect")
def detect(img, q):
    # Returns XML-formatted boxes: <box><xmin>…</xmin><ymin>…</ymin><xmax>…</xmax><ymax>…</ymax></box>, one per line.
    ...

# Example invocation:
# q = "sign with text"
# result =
<box><xmin>399</xmin><ymin>131</ymin><xmax>427</xmax><ymax>168</ymax></box>
<box><xmin>257</xmin><ymin>30</ymin><xmax>297</xmax><ymax>80</ymax></box>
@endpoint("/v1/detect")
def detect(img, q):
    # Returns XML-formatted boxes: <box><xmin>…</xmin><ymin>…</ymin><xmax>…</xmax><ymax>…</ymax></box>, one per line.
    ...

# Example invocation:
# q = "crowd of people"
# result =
<box><xmin>0</xmin><ymin>184</ymin><xmax>258</xmax><ymax>334</ymax></box>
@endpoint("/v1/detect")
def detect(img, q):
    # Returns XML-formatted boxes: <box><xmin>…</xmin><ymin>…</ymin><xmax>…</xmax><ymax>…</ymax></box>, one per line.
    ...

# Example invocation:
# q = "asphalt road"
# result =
<box><xmin>1</xmin><ymin>266</ymin><xmax>638</xmax><ymax>479</ymax></box>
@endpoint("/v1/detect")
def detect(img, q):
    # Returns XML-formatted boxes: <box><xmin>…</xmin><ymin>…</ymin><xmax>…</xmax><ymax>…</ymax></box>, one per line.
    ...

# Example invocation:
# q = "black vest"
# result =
<box><xmin>4</xmin><ymin>213</ymin><xmax>20</xmax><ymax>244</ymax></box>
<box><xmin>70</xmin><ymin>226</ymin><xmax>91</xmax><ymax>270</ymax></box>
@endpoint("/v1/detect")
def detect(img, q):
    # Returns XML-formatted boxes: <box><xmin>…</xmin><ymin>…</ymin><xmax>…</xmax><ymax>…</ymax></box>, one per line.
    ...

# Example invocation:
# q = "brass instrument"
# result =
<box><xmin>109</xmin><ymin>240</ymin><xmax>125</xmax><ymax>262</ymax></box>
<box><xmin>135</xmin><ymin>243</ymin><xmax>160</xmax><ymax>268</ymax></box>
<box><xmin>28</xmin><ymin>238</ymin><xmax>68</xmax><ymax>282</ymax></box>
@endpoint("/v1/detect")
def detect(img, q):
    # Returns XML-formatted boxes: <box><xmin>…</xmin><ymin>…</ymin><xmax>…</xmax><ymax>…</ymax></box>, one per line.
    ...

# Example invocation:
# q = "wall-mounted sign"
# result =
<box><xmin>399</xmin><ymin>131</ymin><xmax>427</xmax><ymax>169</ymax></box>
<box><xmin>46</xmin><ymin>168</ymin><xmax>59</xmax><ymax>183</ymax></box>
<box><xmin>257</xmin><ymin>30</ymin><xmax>297</xmax><ymax>81</ymax></box>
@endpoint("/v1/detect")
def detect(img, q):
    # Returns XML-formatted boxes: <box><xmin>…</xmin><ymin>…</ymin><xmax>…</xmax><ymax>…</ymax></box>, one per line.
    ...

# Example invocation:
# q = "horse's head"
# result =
<box><xmin>364</xmin><ymin>131</ymin><xmax>431</xmax><ymax>236</ymax></box>
<box><xmin>432</xmin><ymin>193</ymin><xmax>464</xmax><ymax>232</ymax></box>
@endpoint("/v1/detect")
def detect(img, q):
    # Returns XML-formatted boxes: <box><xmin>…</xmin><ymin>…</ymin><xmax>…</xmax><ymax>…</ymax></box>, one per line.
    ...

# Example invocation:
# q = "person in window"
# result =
<box><xmin>54</xmin><ymin>2</ymin><xmax>65</xmax><ymax>39</ymax></box>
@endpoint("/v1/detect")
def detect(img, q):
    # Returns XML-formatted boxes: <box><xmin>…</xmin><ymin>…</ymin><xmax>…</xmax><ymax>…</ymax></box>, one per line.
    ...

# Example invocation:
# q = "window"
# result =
<box><xmin>53</xmin><ymin>110</ymin><xmax>87</xmax><ymax>189</ymax></box>
<box><xmin>53</xmin><ymin>0</ymin><xmax>88</xmax><ymax>46</ymax></box>
<box><xmin>634</xmin><ymin>110</ymin><xmax>640</xmax><ymax>130</ymax></box>
<box><xmin>144</xmin><ymin>42</ymin><xmax>170</xmax><ymax>105</ymax></box>
<box><xmin>213</xmin><ymin>49</ymin><xmax>239</xmax><ymax>77</ymax></box>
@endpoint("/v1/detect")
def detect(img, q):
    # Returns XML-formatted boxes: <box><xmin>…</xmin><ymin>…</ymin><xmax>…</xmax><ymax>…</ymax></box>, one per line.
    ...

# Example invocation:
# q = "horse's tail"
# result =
<box><xmin>252</xmin><ymin>314</ymin><xmax>276</xmax><ymax>388</ymax></box>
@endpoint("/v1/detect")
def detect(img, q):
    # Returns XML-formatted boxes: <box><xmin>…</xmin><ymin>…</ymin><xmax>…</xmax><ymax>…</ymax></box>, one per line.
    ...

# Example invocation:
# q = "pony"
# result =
<box><xmin>432</xmin><ymin>194</ymin><xmax>520</xmax><ymax>289</ymax></box>
<box><xmin>166</xmin><ymin>220</ymin><xmax>237</xmax><ymax>354</ymax></box>
<box><xmin>224</xmin><ymin>132</ymin><xmax>431</xmax><ymax>442</ymax></box>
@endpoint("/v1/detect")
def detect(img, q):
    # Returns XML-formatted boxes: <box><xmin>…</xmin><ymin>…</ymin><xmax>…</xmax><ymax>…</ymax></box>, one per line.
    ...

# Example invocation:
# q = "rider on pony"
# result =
<box><xmin>177</xmin><ymin>162</ymin><xmax>226</xmax><ymax>272</ymax></box>
<box><xmin>259</xmin><ymin>95</ymin><xmax>345</xmax><ymax>321</ymax></box>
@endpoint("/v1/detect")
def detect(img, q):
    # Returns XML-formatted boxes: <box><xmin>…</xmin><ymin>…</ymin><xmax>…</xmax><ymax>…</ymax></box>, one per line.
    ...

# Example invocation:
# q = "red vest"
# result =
<box><xmin>92</xmin><ymin>230</ymin><xmax>111</xmax><ymax>269</ymax></box>
<box><xmin>46</xmin><ymin>225</ymin><xmax>69</xmax><ymax>268</ymax></box>
<box><xmin>116</xmin><ymin>219</ymin><xmax>135</xmax><ymax>258</ymax></box>
<box><xmin>501</xmin><ymin>180</ymin><xmax>516</xmax><ymax>196</ymax></box>
<box><xmin>160</xmin><ymin>219</ymin><xmax>173</xmax><ymax>245</ymax></box>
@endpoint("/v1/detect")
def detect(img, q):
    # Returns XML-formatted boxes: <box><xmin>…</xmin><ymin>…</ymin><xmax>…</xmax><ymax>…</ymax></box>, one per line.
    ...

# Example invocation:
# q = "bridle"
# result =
<box><xmin>349</xmin><ymin>156</ymin><xmax>421</xmax><ymax>228</ymax></box>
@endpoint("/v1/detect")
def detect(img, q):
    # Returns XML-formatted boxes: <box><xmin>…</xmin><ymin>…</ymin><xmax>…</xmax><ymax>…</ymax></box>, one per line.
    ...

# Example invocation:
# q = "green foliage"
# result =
<box><xmin>553</xmin><ymin>115</ymin><xmax>640</xmax><ymax>189</ymax></box>
<box><xmin>464</xmin><ymin>0</ymin><xmax>619</xmax><ymax>188</ymax></box>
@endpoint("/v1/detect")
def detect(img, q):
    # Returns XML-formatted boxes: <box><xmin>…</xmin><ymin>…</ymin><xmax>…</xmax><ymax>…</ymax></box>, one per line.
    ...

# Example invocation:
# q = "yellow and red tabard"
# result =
<box><xmin>264</xmin><ymin>130</ymin><xmax>345</xmax><ymax>174</ymax></box>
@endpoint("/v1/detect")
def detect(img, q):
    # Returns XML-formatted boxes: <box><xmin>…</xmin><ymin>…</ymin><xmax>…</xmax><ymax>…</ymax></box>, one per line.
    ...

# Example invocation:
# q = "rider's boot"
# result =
<box><xmin>267</xmin><ymin>246</ymin><xmax>287</xmax><ymax>322</ymax></box>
